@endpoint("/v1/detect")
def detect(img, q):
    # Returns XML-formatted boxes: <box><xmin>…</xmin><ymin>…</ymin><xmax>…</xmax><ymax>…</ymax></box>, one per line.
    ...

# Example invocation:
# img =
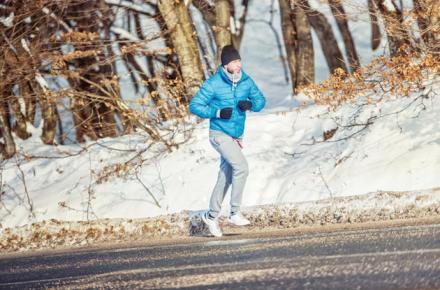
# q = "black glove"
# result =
<box><xmin>238</xmin><ymin>100</ymin><xmax>252</xmax><ymax>111</ymax></box>
<box><xmin>219</xmin><ymin>107</ymin><xmax>233</xmax><ymax>119</ymax></box>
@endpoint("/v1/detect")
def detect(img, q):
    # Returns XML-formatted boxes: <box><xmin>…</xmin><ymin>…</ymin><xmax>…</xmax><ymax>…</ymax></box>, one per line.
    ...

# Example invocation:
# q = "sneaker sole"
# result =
<box><xmin>201</xmin><ymin>214</ymin><xmax>223</xmax><ymax>237</ymax></box>
<box><xmin>228</xmin><ymin>219</ymin><xmax>250</xmax><ymax>226</ymax></box>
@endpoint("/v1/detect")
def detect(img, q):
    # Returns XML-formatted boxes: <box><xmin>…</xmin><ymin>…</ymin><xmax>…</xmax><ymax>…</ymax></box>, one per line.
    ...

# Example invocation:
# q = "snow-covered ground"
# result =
<box><xmin>2</xmin><ymin>76</ymin><xmax>439</xmax><ymax>231</ymax></box>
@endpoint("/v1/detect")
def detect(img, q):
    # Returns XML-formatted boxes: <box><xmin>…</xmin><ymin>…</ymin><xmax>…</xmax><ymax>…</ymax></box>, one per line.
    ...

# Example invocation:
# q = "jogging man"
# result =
<box><xmin>189</xmin><ymin>45</ymin><xmax>266</xmax><ymax>237</ymax></box>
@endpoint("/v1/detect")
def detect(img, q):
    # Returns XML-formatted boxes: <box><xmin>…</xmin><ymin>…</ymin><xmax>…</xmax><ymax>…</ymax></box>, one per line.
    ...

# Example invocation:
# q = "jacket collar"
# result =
<box><xmin>218</xmin><ymin>66</ymin><xmax>249</xmax><ymax>84</ymax></box>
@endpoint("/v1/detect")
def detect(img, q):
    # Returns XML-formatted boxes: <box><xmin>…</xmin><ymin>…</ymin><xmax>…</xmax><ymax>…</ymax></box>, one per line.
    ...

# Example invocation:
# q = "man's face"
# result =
<box><xmin>225</xmin><ymin>59</ymin><xmax>242</xmax><ymax>74</ymax></box>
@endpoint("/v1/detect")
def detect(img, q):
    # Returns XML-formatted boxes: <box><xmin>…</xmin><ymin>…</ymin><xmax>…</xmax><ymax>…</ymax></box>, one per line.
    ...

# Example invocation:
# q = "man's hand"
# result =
<box><xmin>218</xmin><ymin>107</ymin><xmax>233</xmax><ymax>119</ymax></box>
<box><xmin>238</xmin><ymin>100</ymin><xmax>252</xmax><ymax>111</ymax></box>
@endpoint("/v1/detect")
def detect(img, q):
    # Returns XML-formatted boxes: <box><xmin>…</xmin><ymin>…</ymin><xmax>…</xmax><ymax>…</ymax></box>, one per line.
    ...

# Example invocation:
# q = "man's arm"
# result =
<box><xmin>189</xmin><ymin>81</ymin><xmax>218</xmax><ymax>119</ymax></box>
<box><xmin>248</xmin><ymin>79</ymin><xmax>266</xmax><ymax>112</ymax></box>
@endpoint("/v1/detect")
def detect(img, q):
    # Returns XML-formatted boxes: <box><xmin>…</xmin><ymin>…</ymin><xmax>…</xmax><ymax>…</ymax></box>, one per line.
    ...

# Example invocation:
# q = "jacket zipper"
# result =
<box><xmin>232</xmin><ymin>81</ymin><xmax>238</xmax><ymax>137</ymax></box>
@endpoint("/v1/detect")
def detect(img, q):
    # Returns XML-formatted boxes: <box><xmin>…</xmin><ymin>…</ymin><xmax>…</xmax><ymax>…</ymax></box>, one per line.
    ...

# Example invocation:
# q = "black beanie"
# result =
<box><xmin>221</xmin><ymin>45</ymin><xmax>241</xmax><ymax>66</ymax></box>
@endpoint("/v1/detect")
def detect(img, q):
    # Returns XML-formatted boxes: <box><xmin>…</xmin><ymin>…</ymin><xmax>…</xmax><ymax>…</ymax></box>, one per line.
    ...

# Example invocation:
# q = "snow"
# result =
<box><xmin>1</xmin><ymin>0</ymin><xmax>439</xmax><ymax>251</ymax></box>
<box><xmin>111</xmin><ymin>27</ymin><xmax>141</xmax><ymax>42</ymax></box>
<box><xmin>105</xmin><ymin>0</ymin><xmax>154</xmax><ymax>15</ymax></box>
<box><xmin>41</xmin><ymin>7</ymin><xmax>72</xmax><ymax>32</ymax></box>
<box><xmin>0</xmin><ymin>12</ymin><xmax>14</xmax><ymax>28</ymax></box>
<box><xmin>2</xmin><ymin>78</ymin><xmax>439</xmax><ymax>231</ymax></box>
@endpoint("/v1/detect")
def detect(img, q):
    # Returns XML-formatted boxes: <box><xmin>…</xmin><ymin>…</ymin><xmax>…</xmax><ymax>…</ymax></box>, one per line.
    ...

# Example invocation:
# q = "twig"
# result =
<box><xmin>41</xmin><ymin>7</ymin><xmax>72</xmax><ymax>32</ymax></box>
<box><xmin>135</xmin><ymin>170</ymin><xmax>161</xmax><ymax>208</ymax></box>
<box><xmin>154</xmin><ymin>159</ymin><xmax>166</xmax><ymax>197</ymax></box>
<box><xmin>94</xmin><ymin>141</ymin><xmax>138</xmax><ymax>153</ymax></box>
<box><xmin>105</xmin><ymin>0</ymin><xmax>156</xmax><ymax>17</ymax></box>
<box><xmin>58</xmin><ymin>201</ymin><xmax>91</xmax><ymax>214</ymax></box>
<box><xmin>15</xmin><ymin>157</ymin><xmax>35</xmax><ymax>218</ymax></box>
<box><xmin>304</xmin><ymin>91</ymin><xmax>429</xmax><ymax>146</ymax></box>
<box><xmin>86</xmin><ymin>152</ymin><xmax>98</xmax><ymax>221</ymax></box>
<box><xmin>284</xmin><ymin>151</ymin><xmax>306</xmax><ymax>159</ymax></box>
<box><xmin>0</xmin><ymin>163</ymin><xmax>12</xmax><ymax>215</ymax></box>
<box><xmin>4</xmin><ymin>184</ymin><xmax>24</xmax><ymax>204</ymax></box>
<box><xmin>17</xmin><ymin>138</ymin><xmax>138</xmax><ymax>160</ymax></box>
<box><xmin>0</xmin><ymin>160</ymin><xmax>4</xmax><ymax>194</ymax></box>
<box><xmin>301</xmin><ymin>116</ymin><xmax>376</xmax><ymax>145</ymax></box>
<box><xmin>318</xmin><ymin>166</ymin><xmax>334</xmax><ymax>201</ymax></box>
<box><xmin>1</xmin><ymin>31</ymin><xmax>18</xmax><ymax>55</ymax></box>
<box><xmin>0</xmin><ymin>198</ymin><xmax>12</xmax><ymax>215</ymax></box>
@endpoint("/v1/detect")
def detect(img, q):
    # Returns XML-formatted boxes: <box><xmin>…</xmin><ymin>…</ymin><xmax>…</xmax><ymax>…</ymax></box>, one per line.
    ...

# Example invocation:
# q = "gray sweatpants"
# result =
<box><xmin>208</xmin><ymin>130</ymin><xmax>249</xmax><ymax>218</ymax></box>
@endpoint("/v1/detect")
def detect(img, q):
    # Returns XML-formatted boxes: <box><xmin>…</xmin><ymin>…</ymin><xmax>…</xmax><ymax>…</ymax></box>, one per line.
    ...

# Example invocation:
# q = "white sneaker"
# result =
<box><xmin>228</xmin><ymin>213</ymin><xmax>250</xmax><ymax>226</ymax></box>
<box><xmin>201</xmin><ymin>212</ymin><xmax>223</xmax><ymax>237</ymax></box>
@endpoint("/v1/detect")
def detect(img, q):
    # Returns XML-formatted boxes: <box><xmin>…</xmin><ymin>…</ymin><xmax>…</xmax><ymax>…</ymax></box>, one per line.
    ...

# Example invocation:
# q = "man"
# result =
<box><xmin>189</xmin><ymin>45</ymin><xmax>266</xmax><ymax>237</ymax></box>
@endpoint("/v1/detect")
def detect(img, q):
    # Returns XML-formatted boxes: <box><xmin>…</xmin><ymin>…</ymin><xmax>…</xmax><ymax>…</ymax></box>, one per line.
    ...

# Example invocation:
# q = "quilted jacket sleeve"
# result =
<box><xmin>189</xmin><ymin>81</ymin><xmax>218</xmax><ymax>119</ymax></box>
<box><xmin>248</xmin><ymin>78</ymin><xmax>266</xmax><ymax>112</ymax></box>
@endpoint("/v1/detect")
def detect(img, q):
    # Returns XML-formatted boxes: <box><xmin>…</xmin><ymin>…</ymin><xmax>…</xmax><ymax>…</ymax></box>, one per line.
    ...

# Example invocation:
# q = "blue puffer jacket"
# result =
<box><xmin>189</xmin><ymin>67</ymin><xmax>266</xmax><ymax>138</ymax></box>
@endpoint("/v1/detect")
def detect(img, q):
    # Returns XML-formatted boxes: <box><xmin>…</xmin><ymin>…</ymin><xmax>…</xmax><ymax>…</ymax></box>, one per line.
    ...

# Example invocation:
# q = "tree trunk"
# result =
<box><xmin>278</xmin><ymin>0</ymin><xmax>314</xmax><ymax>92</ymax></box>
<box><xmin>35</xmin><ymin>83</ymin><xmax>58</xmax><ymax>145</ymax></box>
<box><xmin>0</xmin><ymin>99</ymin><xmax>16</xmax><ymax>158</ymax></box>
<box><xmin>300</xmin><ymin>0</ymin><xmax>348</xmax><ymax>73</ymax></box>
<box><xmin>63</xmin><ymin>0</ymin><xmax>119</xmax><ymax>141</ymax></box>
<box><xmin>231</xmin><ymin>0</ymin><xmax>250</xmax><ymax>50</ymax></box>
<box><xmin>294</xmin><ymin>1</ymin><xmax>314</xmax><ymax>88</ymax></box>
<box><xmin>192</xmin><ymin>0</ymin><xmax>216</xmax><ymax>26</ymax></box>
<box><xmin>215</xmin><ymin>0</ymin><xmax>233</xmax><ymax>63</ymax></box>
<box><xmin>328</xmin><ymin>0</ymin><xmax>360</xmax><ymax>72</ymax></box>
<box><xmin>14</xmin><ymin>3</ymin><xmax>58</xmax><ymax>145</ymax></box>
<box><xmin>413</xmin><ymin>0</ymin><xmax>440</xmax><ymax>53</ymax></box>
<box><xmin>97</xmin><ymin>3</ymin><xmax>119</xmax><ymax>138</ymax></box>
<box><xmin>71</xmin><ymin>98</ymin><xmax>99</xmax><ymax>143</ymax></box>
<box><xmin>177</xmin><ymin>0</ymin><xmax>205</xmax><ymax>101</ymax></box>
<box><xmin>279</xmin><ymin>0</ymin><xmax>297</xmax><ymax>92</ymax></box>
<box><xmin>158</xmin><ymin>0</ymin><xmax>205</xmax><ymax>97</ymax></box>
<box><xmin>10</xmin><ymin>94</ymin><xmax>31</xmax><ymax>140</ymax></box>
<box><xmin>368</xmin><ymin>0</ymin><xmax>382</xmax><ymax>50</ymax></box>
<box><xmin>373</xmin><ymin>0</ymin><xmax>411</xmax><ymax>56</ymax></box>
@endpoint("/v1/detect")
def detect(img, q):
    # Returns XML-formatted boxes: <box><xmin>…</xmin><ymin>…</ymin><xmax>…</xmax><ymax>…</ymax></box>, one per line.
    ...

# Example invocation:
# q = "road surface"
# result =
<box><xmin>1</xmin><ymin>220</ymin><xmax>440</xmax><ymax>289</ymax></box>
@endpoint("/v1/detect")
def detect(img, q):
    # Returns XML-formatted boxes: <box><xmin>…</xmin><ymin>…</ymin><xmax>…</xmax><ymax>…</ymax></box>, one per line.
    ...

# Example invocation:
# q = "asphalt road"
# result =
<box><xmin>1</xmin><ymin>222</ymin><xmax>440</xmax><ymax>289</ymax></box>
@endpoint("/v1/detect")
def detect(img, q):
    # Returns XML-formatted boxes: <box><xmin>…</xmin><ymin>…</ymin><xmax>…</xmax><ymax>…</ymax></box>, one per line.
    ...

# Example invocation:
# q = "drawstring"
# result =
<box><xmin>234</xmin><ymin>138</ymin><xmax>243</xmax><ymax>149</ymax></box>
<box><xmin>232</xmin><ymin>74</ymin><xmax>238</xmax><ymax>91</ymax></box>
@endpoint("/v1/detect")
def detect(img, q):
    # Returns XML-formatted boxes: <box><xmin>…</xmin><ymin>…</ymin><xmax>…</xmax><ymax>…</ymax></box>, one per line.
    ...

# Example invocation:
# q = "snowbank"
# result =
<box><xmin>2</xmin><ymin>189</ymin><xmax>440</xmax><ymax>252</ymax></box>
<box><xmin>1</xmin><ymin>78</ymin><xmax>439</xmax><ymax>230</ymax></box>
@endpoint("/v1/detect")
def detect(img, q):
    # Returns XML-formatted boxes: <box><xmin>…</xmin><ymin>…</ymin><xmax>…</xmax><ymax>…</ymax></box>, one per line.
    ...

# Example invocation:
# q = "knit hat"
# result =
<box><xmin>221</xmin><ymin>45</ymin><xmax>241</xmax><ymax>66</ymax></box>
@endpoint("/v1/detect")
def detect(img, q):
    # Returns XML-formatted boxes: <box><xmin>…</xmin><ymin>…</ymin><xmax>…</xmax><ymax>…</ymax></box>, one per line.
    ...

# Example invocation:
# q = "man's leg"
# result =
<box><xmin>209</xmin><ymin>132</ymin><xmax>248</xmax><ymax>216</ymax></box>
<box><xmin>208</xmin><ymin>156</ymin><xmax>232</xmax><ymax>219</ymax></box>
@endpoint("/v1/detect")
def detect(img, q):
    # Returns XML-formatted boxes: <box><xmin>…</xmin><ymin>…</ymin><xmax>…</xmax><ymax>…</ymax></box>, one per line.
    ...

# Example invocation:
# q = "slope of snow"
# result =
<box><xmin>1</xmin><ymin>77</ymin><xmax>439</xmax><ymax>229</ymax></box>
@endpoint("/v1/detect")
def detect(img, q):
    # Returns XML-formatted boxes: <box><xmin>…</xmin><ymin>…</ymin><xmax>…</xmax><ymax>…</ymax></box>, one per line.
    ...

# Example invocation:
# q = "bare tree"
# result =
<box><xmin>279</xmin><ymin>0</ymin><xmax>298</xmax><ymax>91</ymax></box>
<box><xmin>64</xmin><ymin>0</ymin><xmax>119</xmax><ymax>142</ymax></box>
<box><xmin>368</xmin><ymin>0</ymin><xmax>382</xmax><ymax>50</ymax></box>
<box><xmin>215</xmin><ymin>0</ymin><xmax>233</xmax><ymax>54</ymax></box>
<box><xmin>229</xmin><ymin>0</ymin><xmax>250</xmax><ymax>50</ymax></box>
<box><xmin>328</xmin><ymin>0</ymin><xmax>360</xmax><ymax>72</ymax></box>
<box><xmin>413</xmin><ymin>0</ymin><xmax>440</xmax><ymax>54</ymax></box>
<box><xmin>372</xmin><ymin>0</ymin><xmax>411</xmax><ymax>55</ymax></box>
<box><xmin>0</xmin><ymin>98</ymin><xmax>15</xmax><ymax>158</ymax></box>
<box><xmin>280</xmin><ymin>0</ymin><xmax>314</xmax><ymax>91</ymax></box>
<box><xmin>0</xmin><ymin>0</ymin><xmax>185</xmax><ymax>158</ymax></box>
<box><xmin>1</xmin><ymin>0</ymin><xmax>437</xmax><ymax>160</ymax></box>
<box><xmin>192</xmin><ymin>0</ymin><xmax>249</xmax><ymax>64</ymax></box>
<box><xmin>294</xmin><ymin>1</ymin><xmax>314</xmax><ymax>88</ymax></box>
<box><xmin>300</xmin><ymin>0</ymin><xmax>348</xmax><ymax>73</ymax></box>
<box><xmin>158</xmin><ymin>0</ymin><xmax>204</xmax><ymax>97</ymax></box>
